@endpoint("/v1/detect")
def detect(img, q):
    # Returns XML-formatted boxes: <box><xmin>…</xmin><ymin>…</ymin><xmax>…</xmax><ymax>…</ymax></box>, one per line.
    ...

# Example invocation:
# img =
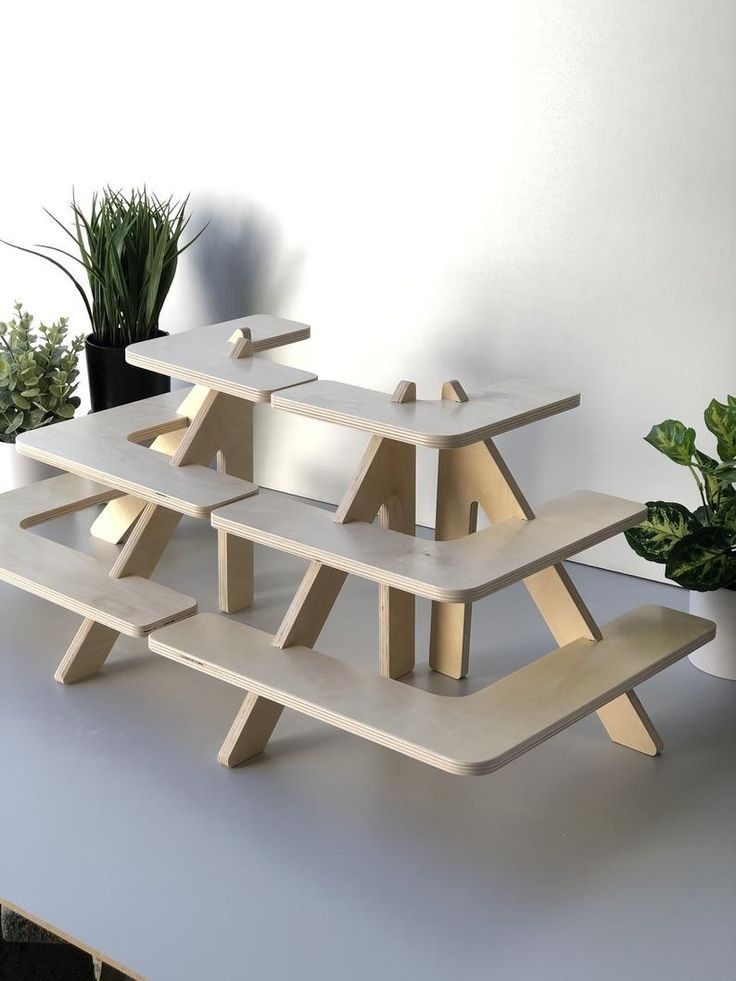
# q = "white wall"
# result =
<box><xmin>2</xmin><ymin>0</ymin><xmax>735</xmax><ymax>580</ymax></box>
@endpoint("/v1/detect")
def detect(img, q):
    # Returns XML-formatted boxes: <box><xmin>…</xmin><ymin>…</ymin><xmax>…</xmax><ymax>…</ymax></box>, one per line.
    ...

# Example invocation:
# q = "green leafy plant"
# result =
<box><xmin>626</xmin><ymin>400</ymin><xmax>736</xmax><ymax>591</ymax></box>
<box><xmin>0</xmin><ymin>303</ymin><xmax>84</xmax><ymax>441</ymax></box>
<box><xmin>3</xmin><ymin>188</ymin><xmax>206</xmax><ymax>348</ymax></box>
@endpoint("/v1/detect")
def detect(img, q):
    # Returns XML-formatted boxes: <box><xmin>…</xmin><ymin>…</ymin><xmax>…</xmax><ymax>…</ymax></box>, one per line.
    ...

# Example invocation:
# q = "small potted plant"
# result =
<box><xmin>3</xmin><ymin>188</ymin><xmax>206</xmax><ymax>411</ymax></box>
<box><xmin>0</xmin><ymin>303</ymin><xmax>84</xmax><ymax>492</ymax></box>
<box><xmin>625</xmin><ymin>402</ymin><xmax>736</xmax><ymax>680</ymax></box>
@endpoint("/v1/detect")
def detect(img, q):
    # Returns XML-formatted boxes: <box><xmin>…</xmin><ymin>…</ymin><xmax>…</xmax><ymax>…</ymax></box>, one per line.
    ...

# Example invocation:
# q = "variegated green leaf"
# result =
<box><xmin>644</xmin><ymin>420</ymin><xmax>695</xmax><ymax>465</ymax></box>
<box><xmin>704</xmin><ymin>398</ymin><xmax>736</xmax><ymax>461</ymax></box>
<box><xmin>694</xmin><ymin>449</ymin><xmax>736</xmax><ymax>508</ymax></box>
<box><xmin>624</xmin><ymin>501</ymin><xmax>701</xmax><ymax>564</ymax></box>
<box><xmin>714</xmin><ymin>461</ymin><xmax>736</xmax><ymax>483</ymax></box>
<box><xmin>716</xmin><ymin>497</ymin><xmax>736</xmax><ymax>532</ymax></box>
<box><xmin>665</xmin><ymin>526</ymin><xmax>736</xmax><ymax>591</ymax></box>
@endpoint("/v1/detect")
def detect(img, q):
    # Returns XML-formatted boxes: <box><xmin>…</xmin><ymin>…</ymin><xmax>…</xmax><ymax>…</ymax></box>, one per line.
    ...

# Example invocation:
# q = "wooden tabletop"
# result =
<box><xmin>271</xmin><ymin>378</ymin><xmax>580</xmax><ymax>446</ymax></box>
<box><xmin>16</xmin><ymin>392</ymin><xmax>258</xmax><ymax>519</ymax></box>
<box><xmin>126</xmin><ymin>315</ymin><xmax>316</xmax><ymax>401</ymax></box>
<box><xmin>211</xmin><ymin>489</ymin><xmax>646</xmax><ymax>603</ymax></box>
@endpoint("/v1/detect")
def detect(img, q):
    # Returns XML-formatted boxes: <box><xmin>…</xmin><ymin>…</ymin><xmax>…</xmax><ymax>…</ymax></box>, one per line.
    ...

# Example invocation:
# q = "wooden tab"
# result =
<box><xmin>228</xmin><ymin>327</ymin><xmax>253</xmax><ymax>359</ymax></box>
<box><xmin>441</xmin><ymin>379</ymin><xmax>469</xmax><ymax>403</ymax></box>
<box><xmin>391</xmin><ymin>380</ymin><xmax>416</xmax><ymax>404</ymax></box>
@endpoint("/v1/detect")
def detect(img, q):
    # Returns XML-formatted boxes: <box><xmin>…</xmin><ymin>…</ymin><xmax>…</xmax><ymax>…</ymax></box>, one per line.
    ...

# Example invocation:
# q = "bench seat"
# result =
<box><xmin>149</xmin><ymin>605</ymin><xmax>715</xmax><ymax>775</ymax></box>
<box><xmin>16</xmin><ymin>391</ymin><xmax>257</xmax><ymax>519</ymax></box>
<box><xmin>211</xmin><ymin>489</ymin><xmax>646</xmax><ymax>603</ymax></box>
<box><xmin>0</xmin><ymin>474</ymin><xmax>196</xmax><ymax>636</ymax></box>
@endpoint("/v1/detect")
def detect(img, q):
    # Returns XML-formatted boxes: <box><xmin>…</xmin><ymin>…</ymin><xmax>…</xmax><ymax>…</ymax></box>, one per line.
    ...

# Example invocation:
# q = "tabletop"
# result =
<box><xmin>126</xmin><ymin>315</ymin><xmax>315</xmax><ymax>402</ymax></box>
<box><xmin>271</xmin><ymin>378</ymin><xmax>580</xmax><ymax>446</ymax></box>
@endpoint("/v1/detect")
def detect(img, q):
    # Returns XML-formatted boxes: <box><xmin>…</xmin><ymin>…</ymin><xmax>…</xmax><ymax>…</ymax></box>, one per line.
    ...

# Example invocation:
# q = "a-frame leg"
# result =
<box><xmin>93</xmin><ymin>335</ymin><xmax>256</xmax><ymax>600</ymax></box>
<box><xmin>55</xmin><ymin>363</ymin><xmax>252</xmax><ymax>685</ymax></box>
<box><xmin>217</xmin><ymin>381</ymin><xmax>417</xmax><ymax>768</ymax></box>
<box><xmin>218</xmin><ymin>562</ymin><xmax>348</xmax><ymax>767</ymax></box>
<box><xmin>217</xmin><ymin>397</ymin><xmax>254</xmax><ymax>613</ymax></box>
<box><xmin>90</xmin><ymin>386</ymin><xmax>211</xmax><ymax>545</ymax></box>
<box><xmin>429</xmin><ymin>379</ymin><xmax>663</xmax><ymax>757</ymax></box>
<box><xmin>429</xmin><ymin>381</ymin><xmax>485</xmax><ymax>679</ymax></box>
<box><xmin>55</xmin><ymin>503</ymin><xmax>183</xmax><ymax>683</ymax></box>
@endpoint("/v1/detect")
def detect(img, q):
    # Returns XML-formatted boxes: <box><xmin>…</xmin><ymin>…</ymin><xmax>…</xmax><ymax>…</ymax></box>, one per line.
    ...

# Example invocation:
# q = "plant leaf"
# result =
<box><xmin>704</xmin><ymin>398</ymin><xmax>736</xmax><ymax>461</ymax></box>
<box><xmin>717</xmin><ymin>497</ymin><xmax>736</xmax><ymax>532</ymax></box>
<box><xmin>644</xmin><ymin>420</ymin><xmax>695</xmax><ymax>465</ymax></box>
<box><xmin>625</xmin><ymin>501</ymin><xmax>701</xmax><ymax>564</ymax></box>
<box><xmin>11</xmin><ymin>392</ymin><xmax>31</xmax><ymax>410</ymax></box>
<box><xmin>714</xmin><ymin>461</ymin><xmax>736</xmax><ymax>483</ymax></box>
<box><xmin>694</xmin><ymin>448</ymin><xmax>736</xmax><ymax>508</ymax></box>
<box><xmin>0</xmin><ymin>240</ymin><xmax>94</xmax><ymax>328</ymax></box>
<box><xmin>665</xmin><ymin>526</ymin><xmax>736</xmax><ymax>590</ymax></box>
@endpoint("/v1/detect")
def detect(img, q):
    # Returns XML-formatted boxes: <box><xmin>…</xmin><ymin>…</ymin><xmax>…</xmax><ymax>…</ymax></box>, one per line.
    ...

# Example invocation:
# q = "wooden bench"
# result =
<box><xmin>15</xmin><ymin>390</ymin><xmax>258</xmax><ymax>519</ymax></box>
<box><xmin>211</xmin><ymin>488</ymin><xmax>646</xmax><ymax>603</ymax></box>
<box><xmin>149</xmin><ymin>605</ymin><xmax>715</xmax><ymax>775</ymax></box>
<box><xmin>0</xmin><ymin>474</ymin><xmax>196</xmax><ymax>636</ymax></box>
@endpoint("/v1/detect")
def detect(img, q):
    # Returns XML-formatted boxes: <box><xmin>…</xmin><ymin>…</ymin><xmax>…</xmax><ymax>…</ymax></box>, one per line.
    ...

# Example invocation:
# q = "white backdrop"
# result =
<box><xmin>2</xmin><ymin>0</ymin><xmax>735</xmax><ymax>579</ymax></box>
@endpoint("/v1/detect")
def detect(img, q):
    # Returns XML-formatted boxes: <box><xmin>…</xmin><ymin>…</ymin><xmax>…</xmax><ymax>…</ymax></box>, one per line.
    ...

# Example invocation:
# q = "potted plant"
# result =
<box><xmin>625</xmin><ymin>403</ymin><xmax>736</xmax><ymax>680</ymax></box>
<box><xmin>0</xmin><ymin>303</ymin><xmax>84</xmax><ymax>492</ymax></box>
<box><xmin>3</xmin><ymin>188</ymin><xmax>206</xmax><ymax>411</ymax></box>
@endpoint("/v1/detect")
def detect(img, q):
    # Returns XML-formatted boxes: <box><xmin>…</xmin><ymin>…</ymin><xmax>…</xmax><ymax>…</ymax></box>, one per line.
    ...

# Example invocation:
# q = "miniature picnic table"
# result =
<box><xmin>11</xmin><ymin>315</ymin><xmax>314</xmax><ymax>683</ymax></box>
<box><xmin>2</xmin><ymin>319</ymin><xmax>716</xmax><ymax>776</ymax></box>
<box><xmin>149</xmin><ymin>372</ymin><xmax>714</xmax><ymax>775</ymax></box>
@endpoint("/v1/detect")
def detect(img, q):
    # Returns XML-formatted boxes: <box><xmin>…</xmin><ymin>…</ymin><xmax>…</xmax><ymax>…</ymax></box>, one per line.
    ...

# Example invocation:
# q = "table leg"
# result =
<box><xmin>217</xmin><ymin>399</ymin><xmax>254</xmax><ymax>613</ymax></box>
<box><xmin>55</xmin><ymin>505</ymin><xmax>183</xmax><ymax>684</ymax></box>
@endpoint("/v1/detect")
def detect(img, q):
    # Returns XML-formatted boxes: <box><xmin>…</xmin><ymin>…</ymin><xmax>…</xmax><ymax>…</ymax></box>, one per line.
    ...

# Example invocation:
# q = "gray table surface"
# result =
<box><xmin>1</xmin><ymin>505</ymin><xmax>734</xmax><ymax>981</ymax></box>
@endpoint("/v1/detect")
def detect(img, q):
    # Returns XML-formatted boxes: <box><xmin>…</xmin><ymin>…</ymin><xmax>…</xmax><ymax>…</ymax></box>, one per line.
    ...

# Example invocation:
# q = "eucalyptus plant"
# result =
<box><xmin>3</xmin><ymin>188</ymin><xmax>206</xmax><ymax>348</ymax></box>
<box><xmin>625</xmin><ymin>399</ymin><xmax>736</xmax><ymax>591</ymax></box>
<box><xmin>0</xmin><ymin>303</ymin><xmax>83</xmax><ymax>441</ymax></box>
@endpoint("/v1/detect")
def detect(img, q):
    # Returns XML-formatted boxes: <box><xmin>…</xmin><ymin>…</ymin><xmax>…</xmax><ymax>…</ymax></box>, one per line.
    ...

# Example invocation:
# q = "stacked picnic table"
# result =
<box><xmin>0</xmin><ymin>315</ymin><xmax>714</xmax><ymax>776</ymax></box>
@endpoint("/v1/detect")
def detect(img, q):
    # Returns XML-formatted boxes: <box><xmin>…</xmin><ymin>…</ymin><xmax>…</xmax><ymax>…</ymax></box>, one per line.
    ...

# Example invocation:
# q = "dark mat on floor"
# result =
<box><xmin>0</xmin><ymin>932</ymin><xmax>95</xmax><ymax>980</ymax></box>
<box><xmin>2</xmin><ymin>906</ymin><xmax>61</xmax><ymax>944</ymax></box>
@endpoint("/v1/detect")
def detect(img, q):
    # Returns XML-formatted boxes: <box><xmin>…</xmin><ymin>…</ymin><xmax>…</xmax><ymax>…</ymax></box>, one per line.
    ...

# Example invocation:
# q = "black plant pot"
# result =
<box><xmin>85</xmin><ymin>332</ymin><xmax>171</xmax><ymax>412</ymax></box>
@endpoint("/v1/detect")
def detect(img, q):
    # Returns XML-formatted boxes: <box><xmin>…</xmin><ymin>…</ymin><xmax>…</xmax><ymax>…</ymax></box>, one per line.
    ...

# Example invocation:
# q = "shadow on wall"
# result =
<box><xmin>189</xmin><ymin>200</ymin><xmax>305</xmax><ymax>322</ymax></box>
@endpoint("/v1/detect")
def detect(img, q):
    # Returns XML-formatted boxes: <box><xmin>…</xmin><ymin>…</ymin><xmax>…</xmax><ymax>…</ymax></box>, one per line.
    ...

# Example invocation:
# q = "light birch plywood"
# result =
<box><xmin>149</xmin><ymin>605</ymin><xmax>715</xmax><ymax>776</ymax></box>
<box><xmin>0</xmin><ymin>474</ymin><xmax>196</xmax><ymax>636</ymax></box>
<box><xmin>271</xmin><ymin>378</ymin><xmax>580</xmax><ymax>447</ymax></box>
<box><xmin>425</xmin><ymin>399</ymin><xmax>662</xmax><ymax>754</ymax></box>
<box><xmin>126</xmin><ymin>315</ymin><xmax>315</xmax><ymax>402</ymax></box>
<box><xmin>211</xmin><ymin>489</ymin><xmax>646</xmax><ymax>603</ymax></box>
<box><xmin>54</xmin><ymin>374</ymin><xmax>257</xmax><ymax>684</ymax></box>
<box><xmin>88</xmin><ymin>386</ymin><xmax>213</xmax><ymax>544</ymax></box>
<box><xmin>219</xmin><ymin>384</ymin><xmax>420</xmax><ymax>766</ymax></box>
<box><xmin>16</xmin><ymin>391</ymin><xmax>257</xmax><ymax>519</ymax></box>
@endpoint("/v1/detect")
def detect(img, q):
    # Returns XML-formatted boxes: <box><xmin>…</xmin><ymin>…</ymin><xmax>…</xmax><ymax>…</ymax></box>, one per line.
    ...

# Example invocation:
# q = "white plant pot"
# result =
<box><xmin>0</xmin><ymin>440</ymin><xmax>59</xmax><ymax>494</ymax></box>
<box><xmin>688</xmin><ymin>589</ymin><xmax>736</xmax><ymax>681</ymax></box>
